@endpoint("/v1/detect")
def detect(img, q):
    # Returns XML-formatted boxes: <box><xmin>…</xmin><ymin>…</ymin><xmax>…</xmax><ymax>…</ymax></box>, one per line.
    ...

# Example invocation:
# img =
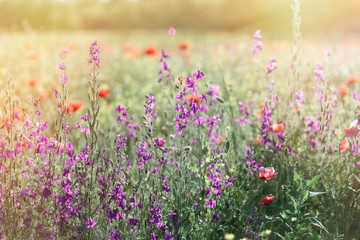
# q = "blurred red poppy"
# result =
<box><xmin>177</xmin><ymin>42</ymin><xmax>190</xmax><ymax>50</ymax></box>
<box><xmin>340</xmin><ymin>137</ymin><xmax>349</xmax><ymax>154</ymax></box>
<box><xmin>186</xmin><ymin>95</ymin><xmax>202</xmax><ymax>105</ymax></box>
<box><xmin>345</xmin><ymin>75</ymin><xmax>358</xmax><ymax>84</ymax></box>
<box><xmin>338</xmin><ymin>85</ymin><xmax>349</xmax><ymax>97</ymax></box>
<box><xmin>98</xmin><ymin>88</ymin><xmax>110</xmax><ymax>98</ymax></box>
<box><xmin>269</xmin><ymin>123</ymin><xmax>284</xmax><ymax>133</ymax></box>
<box><xmin>143</xmin><ymin>46</ymin><xmax>157</xmax><ymax>58</ymax></box>
<box><xmin>28</xmin><ymin>77</ymin><xmax>38</xmax><ymax>87</ymax></box>
<box><xmin>261</xmin><ymin>194</ymin><xmax>274</xmax><ymax>205</ymax></box>
<box><xmin>65</xmin><ymin>100</ymin><xmax>83</xmax><ymax>113</ymax></box>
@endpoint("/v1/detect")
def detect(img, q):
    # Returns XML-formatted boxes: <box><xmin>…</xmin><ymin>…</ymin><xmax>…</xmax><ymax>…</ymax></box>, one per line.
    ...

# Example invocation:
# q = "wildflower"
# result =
<box><xmin>88</xmin><ymin>40</ymin><xmax>100</xmax><ymax>68</ymax></box>
<box><xmin>57</xmin><ymin>61</ymin><xmax>66</xmax><ymax>71</ymax></box>
<box><xmin>98</xmin><ymin>87</ymin><xmax>110</xmax><ymax>98</ymax></box>
<box><xmin>60</xmin><ymin>74</ymin><xmax>68</xmax><ymax>84</ymax></box>
<box><xmin>314</xmin><ymin>61</ymin><xmax>324</xmax><ymax>81</ymax></box>
<box><xmin>185</xmin><ymin>95</ymin><xmax>202</xmax><ymax>104</ymax></box>
<box><xmin>39</xmin><ymin>89</ymin><xmax>50</xmax><ymax>101</ymax></box>
<box><xmin>340</xmin><ymin>137</ymin><xmax>349</xmax><ymax>154</ymax></box>
<box><xmin>178</xmin><ymin>42</ymin><xmax>190</xmax><ymax>50</ymax></box>
<box><xmin>258</xmin><ymin>167</ymin><xmax>277</xmax><ymax>180</ymax></box>
<box><xmin>27</xmin><ymin>77</ymin><xmax>38</xmax><ymax>87</ymax></box>
<box><xmin>168</xmin><ymin>26</ymin><xmax>176</xmax><ymax>36</ymax></box>
<box><xmin>143</xmin><ymin>46</ymin><xmax>157</xmax><ymax>57</ymax></box>
<box><xmin>344</xmin><ymin>120</ymin><xmax>360</xmax><ymax>138</ymax></box>
<box><xmin>65</xmin><ymin>100</ymin><xmax>83</xmax><ymax>113</ymax></box>
<box><xmin>260</xmin><ymin>194</ymin><xmax>274</xmax><ymax>205</ymax></box>
<box><xmin>266</xmin><ymin>56</ymin><xmax>276</xmax><ymax>75</ymax></box>
<box><xmin>252</xmin><ymin>30</ymin><xmax>263</xmax><ymax>55</ymax></box>
<box><xmin>345</xmin><ymin>75</ymin><xmax>358</xmax><ymax>84</ymax></box>
<box><xmin>205</xmin><ymin>198</ymin><xmax>217</xmax><ymax>208</ymax></box>
<box><xmin>269</xmin><ymin>123</ymin><xmax>284</xmax><ymax>133</ymax></box>
<box><xmin>86</xmin><ymin>217</ymin><xmax>96</xmax><ymax>228</ymax></box>
<box><xmin>338</xmin><ymin>85</ymin><xmax>349</xmax><ymax>97</ymax></box>
<box><xmin>193</xmin><ymin>68</ymin><xmax>204</xmax><ymax>80</ymax></box>
<box><xmin>152</xmin><ymin>137</ymin><xmax>166</xmax><ymax>147</ymax></box>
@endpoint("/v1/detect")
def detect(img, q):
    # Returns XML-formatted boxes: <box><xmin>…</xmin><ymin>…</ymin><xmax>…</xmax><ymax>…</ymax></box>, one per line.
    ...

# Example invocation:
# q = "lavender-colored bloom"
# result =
<box><xmin>86</xmin><ymin>217</ymin><xmax>96</xmax><ymax>228</ymax></box>
<box><xmin>252</xmin><ymin>30</ymin><xmax>263</xmax><ymax>55</ymax></box>
<box><xmin>57</xmin><ymin>61</ymin><xmax>66</xmax><ymax>71</ymax></box>
<box><xmin>205</xmin><ymin>198</ymin><xmax>217</xmax><ymax>208</ymax></box>
<box><xmin>295</xmin><ymin>89</ymin><xmax>305</xmax><ymax>105</ymax></box>
<box><xmin>42</xmin><ymin>187</ymin><xmax>51</xmax><ymax>198</ymax></box>
<box><xmin>150</xmin><ymin>233</ymin><xmax>159</xmax><ymax>240</ymax></box>
<box><xmin>314</xmin><ymin>60</ymin><xmax>324</xmax><ymax>81</ymax></box>
<box><xmin>88</xmin><ymin>40</ymin><xmax>100</xmax><ymax>68</ymax></box>
<box><xmin>168</xmin><ymin>26</ymin><xmax>176</xmax><ymax>36</ymax></box>
<box><xmin>128</xmin><ymin>218</ymin><xmax>138</xmax><ymax>226</ymax></box>
<box><xmin>193</xmin><ymin>68</ymin><xmax>204</xmax><ymax>81</ymax></box>
<box><xmin>266</xmin><ymin>56</ymin><xmax>276</xmax><ymax>75</ymax></box>
<box><xmin>60</xmin><ymin>74</ymin><xmax>68</xmax><ymax>84</ymax></box>
<box><xmin>213</xmin><ymin>212</ymin><xmax>220</xmax><ymax>222</ymax></box>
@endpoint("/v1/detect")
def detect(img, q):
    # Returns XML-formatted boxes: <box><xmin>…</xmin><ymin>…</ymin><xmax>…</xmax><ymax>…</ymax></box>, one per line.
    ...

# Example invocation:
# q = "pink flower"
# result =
<box><xmin>266</xmin><ymin>56</ymin><xmax>276</xmax><ymax>75</ymax></box>
<box><xmin>258</xmin><ymin>167</ymin><xmax>277</xmax><ymax>180</ymax></box>
<box><xmin>168</xmin><ymin>26</ymin><xmax>176</xmax><ymax>36</ymax></box>
<box><xmin>252</xmin><ymin>30</ymin><xmax>263</xmax><ymax>55</ymax></box>
<box><xmin>86</xmin><ymin>217</ymin><xmax>96</xmax><ymax>228</ymax></box>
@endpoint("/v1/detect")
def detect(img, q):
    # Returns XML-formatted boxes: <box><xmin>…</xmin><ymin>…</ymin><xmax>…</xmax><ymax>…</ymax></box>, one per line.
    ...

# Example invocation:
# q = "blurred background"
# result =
<box><xmin>0</xmin><ymin>0</ymin><xmax>359</xmax><ymax>38</ymax></box>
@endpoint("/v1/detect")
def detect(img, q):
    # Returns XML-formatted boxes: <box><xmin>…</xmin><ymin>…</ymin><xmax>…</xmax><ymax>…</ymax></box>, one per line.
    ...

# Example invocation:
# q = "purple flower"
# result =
<box><xmin>266</xmin><ymin>56</ymin><xmax>276</xmax><ymax>75</ymax></box>
<box><xmin>128</xmin><ymin>218</ymin><xmax>138</xmax><ymax>226</ymax></box>
<box><xmin>86</xmin><ymin>217</ymin><xmax>96</xmax><ymax>228</ymax></box>
<box><xmin>314</xmin><ymin>60</ymin><xmax>324</xmax><ymax>81</ymax></box>
<box><xmin>88</xmin><ymin>40</ymin><xmax>100</xmax><ymax>68</ymax></box>
<box><xmin>213</xmin><ymin>212</ymin><xmax>220</xmax><ymax>222</ymax></box>
<box><xmin>23</xmin><ymin>218</ymin><xmax>31</xmax><ymax>228</ymax></box>
<box><xmin>205</xmin><ymin>198</ymin><xmax>217</xmax><ymax>208</ymax></box>
<box><xmin>42</xmin><ymin>187</ymin><xmax>51</xmax><ymax>198</ymax></box>
<box><xmin>193</xmin><ymin>68</ymin><xmax>204</xmax><ymax>80</ymax></box>
<box><xmin>252</xmin><ymin>30</ymin><xmax>263</xmax><ymax>55</ymax></box>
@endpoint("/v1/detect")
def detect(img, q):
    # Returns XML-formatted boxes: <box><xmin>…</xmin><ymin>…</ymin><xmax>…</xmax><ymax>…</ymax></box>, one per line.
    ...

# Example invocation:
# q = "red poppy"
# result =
<box><xmin>261</xmin><ymin>194</ymin><xmax>274</xmax><ymax>205</ymax></box>
<box><xmin>39</xmin><ymin>89</ymin><xmax>50</xmax><ymax>101</ymax></box>
<box><xmin>345</xmin><ymin>75</ymin><xmax>358</xmax><ymax>84</ymax></box>
<box><xmin>258</xmin><ymin>167</ymin><xmax>277</xmax><ymax>180</ymax></box>
<box><xmin>338</xmin><ymin>85</ymin><xmax>349</xmax><ymax>97</ymax></box>
<box><xmin>152</xmin><ymin>137</ymin><xmax>166</xmax><ymax>147</ymax></box>
<box><xmin>343</xmin><ymin>120</ymin><xmax>360</xmax><ymax>138</ymax></box>
<box><xmin>28</xmin><ymin>77</ymin><xmax>38</xmax><ymax>87</ymax></box>
<box><xmin>177</xmin><ymin>42</ymin><xmax>190</xmax><ymax>50</ymax></box>
<box><xmin>185</xmin><ymin>95</ymin><xmax>202</xmax><ymax>105</ymax></box>
<box><xmin>2</xmin><ymin>109</ymin><xmax>27</xmax><ymax>127</ymax></box>
<box><xmin>259</xmin><ymin>102</ymin><xmax>265</xmax><ymax>110</ymax></box>
<box><xmin>98</xmin><ymin>88</ymin><xmax>110</xmax><ymax>98</ymax></box>
<box><xmin>27</xmin><ymin>50</ymin><xmax>38</xmax><ymax>61</ymax></box>
<box><xmin>65</xmin><ymin>100</ymin><xmax>83</xmax><ymax>113</ymax></box>
<box><xmin>269</xmin><ymin>123</ymin><xmax>284</xmax><ymax>133</ymax></box>
<box><xmin>340</xmin><ymin>137</ymin><xmax>349</xmax><ymax>154</ymax></box>
<box><xmin>143</xmin><ymin>47</ymin><xmax>157</xmax><ymax>58</ymax></box>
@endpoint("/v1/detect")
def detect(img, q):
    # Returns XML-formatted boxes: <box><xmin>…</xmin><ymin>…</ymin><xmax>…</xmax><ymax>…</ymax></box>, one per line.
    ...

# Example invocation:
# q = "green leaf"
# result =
<box><xmin>310</xmin><ymin>217</ymin><xmax>328</xmax><ymax>233</ymax></box>
<box><xmin>302</xmin><ymin>190</ymin><xmax>309</xmax><ymax>202</ymax></box>
<box><xmin>306</xmin><ymin>175</ymin><xmax>321</xmax><ymax>187</ymax></box>
<box><xmin>293</xmin><ymin>171</ymin><xmax>300</xmax><ymax>183</ymax></box>
<box><xmin>189</xmin><ymin>212</ymin><xmax>195</xmax><ymax>224</ymax></box>
<box><xmin>309</xmin><ymin>191</ymin><xmax>326</xmax><ymax>197</ymax></box>
<box><xmin>225</xmin><ymin>141</ymin><xmax>230</xmax><ymax>152</ymax></box>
